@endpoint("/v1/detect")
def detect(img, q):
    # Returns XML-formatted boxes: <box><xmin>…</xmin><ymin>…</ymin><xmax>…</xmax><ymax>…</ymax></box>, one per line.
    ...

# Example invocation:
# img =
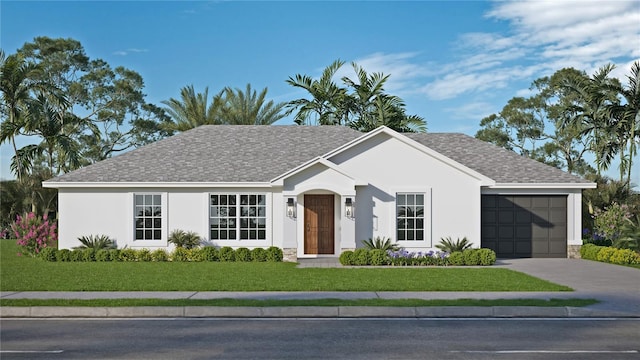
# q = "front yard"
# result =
<box><xmin>0</xmin><ymin>241</ymin><xmax>571</xmax><ymax>292</ymax></box>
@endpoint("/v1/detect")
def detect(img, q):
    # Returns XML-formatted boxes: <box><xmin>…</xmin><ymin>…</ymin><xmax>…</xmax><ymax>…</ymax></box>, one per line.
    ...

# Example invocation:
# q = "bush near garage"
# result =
<box><xmin>580</xmin><ymin>243</ymin><xmax>640</xmax><ymax>265</ymax></box>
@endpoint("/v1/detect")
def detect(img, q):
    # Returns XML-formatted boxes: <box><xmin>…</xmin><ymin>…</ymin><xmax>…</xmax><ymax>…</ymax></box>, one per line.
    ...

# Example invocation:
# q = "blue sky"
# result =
<box><xmin>1</xmin><ymin>0</ymin><xmax>639</xmax><ymax>183</ymax></box>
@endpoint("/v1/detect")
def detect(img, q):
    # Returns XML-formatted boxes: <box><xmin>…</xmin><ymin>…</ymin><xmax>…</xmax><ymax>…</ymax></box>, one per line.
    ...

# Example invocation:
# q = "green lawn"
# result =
<box><xmin>0</xmin><ymin>298</ymin><xmax>597</xmax><ymax>307</ymax></box>
<box><xmin>0</xmin><ymin>241</ymin><xmax>571</xmax><ymax>292</ymax></box>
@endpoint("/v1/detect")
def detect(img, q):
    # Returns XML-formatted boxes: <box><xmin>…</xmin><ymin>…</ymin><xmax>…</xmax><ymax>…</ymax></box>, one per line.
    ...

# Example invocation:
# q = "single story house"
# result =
<box><xmin>44</xmin><ymin>125</ymin><xmax>596</xmax><ymax>260</ymax></box>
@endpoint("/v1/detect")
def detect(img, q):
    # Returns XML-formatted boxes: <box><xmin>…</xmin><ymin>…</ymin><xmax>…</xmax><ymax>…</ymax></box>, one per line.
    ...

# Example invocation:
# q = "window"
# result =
<box><xmin>134</xmin><ymin>194</ymin><xmax>162</xmax><ymax>240</ymax></box>
<box><xmin>396</xmin><ymin>193</ymin><xmax>424</xmax><ymax>241</ymax></box>
<box><xmin>239</xmin><ymin>195</ymin><xmax>267</xmax><ymax>240</ymax></box>
<box><xmin>210</xmin><ymin>194</ymin><xmax>267</xmax><ymax>241</ymax></box>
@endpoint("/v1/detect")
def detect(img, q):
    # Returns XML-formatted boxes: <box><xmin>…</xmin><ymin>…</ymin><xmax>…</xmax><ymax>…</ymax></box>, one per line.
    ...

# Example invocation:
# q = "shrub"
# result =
<box><xmin>11</xmin><ymin>212</ymin><xmax>57</xmax><ymax>257</ymax></box>
<box><xmin>95</xmin><ymin>249</ymin><xmax>111</xmax><ymax>262</ymax></box>
<box><xmin>609</xmin><ymin>248</ymin><xmax>640</xmax><ymax>265</ymax></box>
<box><xmin>136</xmin><ymin>248</ymin><xmax>152</xmax><ymax>262</ymax></box>
<box><xmin>339</xmin><ymin>250</ymin><xmax>354</xmax><ymax>265</ymax></box>
<box><xmin>119</xmin><ymin>248</ymin><xmax>138</xmax><ymax>262</ymax></box>
<box><xmin>151</xmin><ymin>249</ymin><xmax>169</xmax><ymax>262</ymax></box>
<box><xmin>188</xmin><ymin>248</ymin><xmax>205</xmax><ymax>262</ymax></box>
<box><xmin>219</xmin><ymin>247</ymin><xmax>235</xmax><ymax>262</ymax></box>
<box><xmin>168</xmin><ymin>230</ymin><xmax>202</xmax><ymax>249</ymax></box>
<box><xmin>596</xmin><ymin>247</ymin><xmax>617</xmax><ymax>263</ymax></box>
<box><xmin>201</xmin><ymin>246</ymin><xmax>219</xmax><ymax>261</ymax></box>
<box><xmin>108</xmin><ymin>249</ymin><xmax>121</xmax><ymax>261</ymax></box>
<box><xmin>56</xmin><ymin>249</ymin><xmax>71</xmax><ymax>262</ymax></box>
<box><xmin>39</xmin><ymin>247</ymin><xmax>57</xmax><ymax>262</ymax></box>
<box><xmin>447</xmin><ymin>251</ymin><xmax>465</xmax><ymax>266</ymax></box>
<box><xmin>235</xmin><ymin>247</ymin><xmax>251</xmax><ymax>262</ymax></box>
<box><xmin>436</xmin><ymin>236</ymin><xmax>472</xmax><ymax>253</ymax></box>
<box><xmin>352</xmin><ymin>248</ymin><xmax>371</xmax><ymax>265</ymax></box>
<box><xmin>75</xmin><ymin>235</ymin><xmax>116</xmax><ymax>250</ymax></box>
<box><xmin>462</xmin><ymin>249</ymin><xmax>481</xmax><ymax>265</ymax></box>
<box><xmin>361</xmin><ymin>236</ymin><xmax>399</xmax><ymax>251</ymax></box>
<box><xmin>476</xmin><ymin>248</ymin><xmax>497</xmax><ymax>266</ymax></box>
<box><xmin>593</xmin><ymin>202</ymin><xmax>632</xmax><ymax>241</ymax></box>
<box><xmin>266</xmin><ymin>247</ymin><xmax>283</xmax><ymax>262</ymax></box>
<box><xmin>580</xmin><ymin>243</ymin><xmax>603</xmax><ymax>260</ymax></box>
<box><xmin>81</xmin><ymin>248</ymin><xmax>96</xmax><ymax>262</ymax></box>
<box><xmin>171</xmin><ymin>247</ymin><xmax>190</xmax><ymax>262</ymax></box>
<box><xmin>250</xmin><ymin>248</ymin><xmax>267</xmax><ymax>262</ymax></box>
<box><xmin>70</xmin><ymin>249</ymin><xmax>84</xmax><ymax>262</ymax></box>
<box><xmin>369</xmin><ymin>249</ymin><xmax>387</xmax><ymax>266</ymax></box>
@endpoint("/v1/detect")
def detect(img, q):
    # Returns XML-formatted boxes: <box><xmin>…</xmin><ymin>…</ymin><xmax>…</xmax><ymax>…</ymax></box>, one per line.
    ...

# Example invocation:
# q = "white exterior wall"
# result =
<box><xmin>328</xmin><ymin>133</ymin><xmax>483</xmax><ymax>251</ymax></box>
<box><xmin>58</xmin><ymin>189</ymin><xmax>131</xmax><ymax>249</ymax></box>
<box><xmin>57</xmin><ymin>187</ymin><xmax>284</xmax><ymax>250</ymax></box>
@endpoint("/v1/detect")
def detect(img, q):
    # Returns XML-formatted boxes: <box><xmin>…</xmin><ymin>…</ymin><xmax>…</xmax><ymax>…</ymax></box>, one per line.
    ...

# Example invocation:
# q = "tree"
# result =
<box><xmin>600</xmin><ymin>61</ymin><xmax>640</xmax><ymax>188</ymax></box>
<box><xmin>342</xmin><ymin>63</ymin><xmax>426</xmax><ymax>133</ymax></box>
<box><xmin>286</xmin><ymin>60</ymin><xmax>426</xmax><ymax>132</ymax></box>
<box><xmin>285</xmin><ymin>59</ymin><xmax>348</xmax><ymax>126</ymax></box>
<box><xmin>218</xmin><ymin>84</ymin><xmax>286</xmax><ymax>125</ymax></box>
<box><xmin>0</xmin><ymin>50</ymin><xmax>53</xmax><ymax>179</ymax></box>
<box><xmin>476</xmin><ymin>68</ymin><xmax>599</xmax><ymax>176</ymax></box>
<box><xmin>161</xmin><ymin>85</ymin><xmax>223</xmax><ymax>132</ymax></box>
<box><xmin>16</xmin><ymin>37</ymin><xmax>171</xmax><ymax>166</ymax></box>
<box><xmin>561</xmin><ymin>65</ymin><xmax>621</xmax><ymax>176</ymax></box>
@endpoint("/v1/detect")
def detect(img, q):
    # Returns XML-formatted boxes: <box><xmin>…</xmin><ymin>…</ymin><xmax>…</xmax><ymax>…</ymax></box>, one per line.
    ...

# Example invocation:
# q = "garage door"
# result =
<box><xmin>481</xmin><ymin>195</ymin><xmax>567</xmax><ymax>258</ymax></box>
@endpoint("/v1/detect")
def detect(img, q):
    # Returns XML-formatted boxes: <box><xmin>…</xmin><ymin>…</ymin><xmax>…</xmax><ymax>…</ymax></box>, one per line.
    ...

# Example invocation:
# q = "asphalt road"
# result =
<box><xmin>1</xmin><ymin>318</ymin><xmax>638</xmax><ymax>359</ymax></box>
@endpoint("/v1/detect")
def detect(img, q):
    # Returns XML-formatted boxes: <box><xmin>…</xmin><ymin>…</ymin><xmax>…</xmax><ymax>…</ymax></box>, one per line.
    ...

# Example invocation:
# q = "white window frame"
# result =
<box><xmin>208</xmin><ymin>192</ymin><xmax>270</xmax><ymax>246</ymax></box>
<box><xmin>394</xmin><ymin>189</ymin><xmax>431</xmax><ymax>248</ymax></box>
<box><xmin>131</xmin><ymin>192</ymin><xmax>168</xmax><ymax>247</ymax></box>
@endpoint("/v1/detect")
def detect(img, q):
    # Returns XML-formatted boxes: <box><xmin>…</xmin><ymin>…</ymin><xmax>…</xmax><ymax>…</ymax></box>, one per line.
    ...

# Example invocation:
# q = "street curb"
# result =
<box><xmin>2</xmin><ymin>306</ymin><xmax>639</xmax><ymax>318</ymax></box>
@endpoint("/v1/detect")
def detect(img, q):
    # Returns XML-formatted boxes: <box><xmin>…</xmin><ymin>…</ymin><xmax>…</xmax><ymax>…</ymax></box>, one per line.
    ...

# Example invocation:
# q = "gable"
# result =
<box><xmin>326</xmin><ymin>128</ymin><xmax>494</xmax><ymax>186</ymax></box>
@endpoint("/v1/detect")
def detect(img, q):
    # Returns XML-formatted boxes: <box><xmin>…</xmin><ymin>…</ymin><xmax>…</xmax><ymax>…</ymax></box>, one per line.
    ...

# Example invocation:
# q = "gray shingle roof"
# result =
<box><xmin>48</xmin><ymin>125</ymin><xmax>362</xmax><ymax>183</ymax></box>
<box><xmin>404</xmin><ymin>132</ymin><xmax>592</xmax><ymax>184</ymax></box>
<box><xmin>46</xmin><ymin>125</ymin><xmax>592</xmax><ymax>185</ymax></box>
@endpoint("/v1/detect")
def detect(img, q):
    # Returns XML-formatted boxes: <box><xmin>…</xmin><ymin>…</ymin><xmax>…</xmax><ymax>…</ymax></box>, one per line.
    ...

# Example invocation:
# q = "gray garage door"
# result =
<box><xmin>481</xmin><ymin>195</ymin><xmax>567</xmax><ymax>258</ymax></box>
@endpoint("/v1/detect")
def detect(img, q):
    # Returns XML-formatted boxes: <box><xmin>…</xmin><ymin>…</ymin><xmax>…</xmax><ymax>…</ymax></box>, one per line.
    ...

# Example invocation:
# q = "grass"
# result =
<box><xmin>0</xmin><ymin>240</ymin><xmax>571</xmax><ymax>292</ymax></box>
<box><xmin>0</xmin><ymin>298</ymin><xmax>598</xmax><ymax>307</ymax></box>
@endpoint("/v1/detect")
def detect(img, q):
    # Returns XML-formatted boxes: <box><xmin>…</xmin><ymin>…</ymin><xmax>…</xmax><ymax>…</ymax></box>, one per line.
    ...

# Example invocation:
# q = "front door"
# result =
<box><xmin>304</xmin><ymin>195</ymin><xmax>335</xmax><ymax>254</ymax></box>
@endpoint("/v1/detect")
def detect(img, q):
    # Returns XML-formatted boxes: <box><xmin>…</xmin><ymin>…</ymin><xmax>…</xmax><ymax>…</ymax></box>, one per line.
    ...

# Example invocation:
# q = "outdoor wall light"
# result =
<box><xmin>286</xmin><ymin>198</ymin><xmax>296</xmax><ymax>218</ymax></box>
<box><xmin>345</xmin><ymin>198</ymin><xmax>354</xmax><ymax>218</ymax></box>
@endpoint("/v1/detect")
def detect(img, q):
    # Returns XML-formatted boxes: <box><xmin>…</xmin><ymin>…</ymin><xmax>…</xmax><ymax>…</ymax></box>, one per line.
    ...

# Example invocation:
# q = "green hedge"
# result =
<box><xmin>580</xmin><ymin>243</ymin><xmax>640</xmax><ymax>265</ymax></box>
<box><xmin>338</xmin><ymin>248</ymin><xmax>496</xmax><ymax>266</ymax></box>
<box><xmin>36</xmin><ymin>246</ymin><xmax>284</xmax><ymax>263</ymax></box>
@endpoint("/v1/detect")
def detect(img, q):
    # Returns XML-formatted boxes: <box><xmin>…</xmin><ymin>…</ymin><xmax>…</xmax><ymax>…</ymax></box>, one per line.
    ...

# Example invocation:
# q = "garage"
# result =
<box><xmin>481</xmin><ymin>195</ymin><xmax>567</xmax><ymax>258</ymax></box>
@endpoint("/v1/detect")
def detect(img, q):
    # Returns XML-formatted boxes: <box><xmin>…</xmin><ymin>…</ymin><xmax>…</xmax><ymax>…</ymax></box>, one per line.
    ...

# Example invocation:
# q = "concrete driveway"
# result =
<box><xmin>499</xmin><ymin>258</ymin><xmax>640</xmax><ymax>314</ymax></box>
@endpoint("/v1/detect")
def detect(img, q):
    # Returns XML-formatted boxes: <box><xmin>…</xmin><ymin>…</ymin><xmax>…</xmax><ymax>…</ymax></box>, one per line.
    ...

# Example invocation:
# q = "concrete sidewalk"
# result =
<box><xmin>1</xmin><ymin>259</ymin><xmax>639</xmax><ymax>318</ymax></box>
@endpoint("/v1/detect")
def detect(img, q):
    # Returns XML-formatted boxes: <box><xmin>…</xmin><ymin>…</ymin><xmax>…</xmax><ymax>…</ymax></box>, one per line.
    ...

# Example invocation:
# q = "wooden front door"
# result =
<box><xmin>304</xmin><ymin>195</ymin><xmax>335</xmax><ymax>254</ymax></box>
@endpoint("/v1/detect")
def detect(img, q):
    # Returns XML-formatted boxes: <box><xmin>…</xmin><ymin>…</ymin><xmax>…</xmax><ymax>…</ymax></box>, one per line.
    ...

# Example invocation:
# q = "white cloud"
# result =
<box><xmin>442</xmin><ymin>102</ymin><xmax>496</xmax><ymax>121</ymax></box>
<box><xmin>300</xmin><ymin>1</ymin><xmax>638</xmax><ymax>103</ymax></box>
<box><xmin>422</xmin><ymin>0</ymin><xmax>639</xmax><ymax>100</ymax></box>
<box><xmin>113</xmin><ymin>48</ymin><xmax>149</xmax><ymax>56</ymax></box>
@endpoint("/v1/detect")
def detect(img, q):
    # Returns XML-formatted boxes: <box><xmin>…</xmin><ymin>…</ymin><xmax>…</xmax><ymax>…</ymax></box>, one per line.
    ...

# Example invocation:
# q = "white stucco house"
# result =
<box><xmin>44</xmin><ymin>125</ymin><xmax>596</xmax><ymax>260</ymax></box>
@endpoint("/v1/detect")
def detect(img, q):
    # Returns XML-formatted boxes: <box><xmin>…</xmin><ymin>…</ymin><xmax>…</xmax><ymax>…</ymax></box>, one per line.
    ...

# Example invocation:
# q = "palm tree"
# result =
<box><xmin>161</xmin><ymin>85</ymin><xmax>223</xmax><ymax>132</ymax></box>
<box><xmin>0</xmin><ymin>51</ymin><xmax>42</xmax><ymax>179</ymax></box>
<box><xmin>218</xmin><ymin>84</ymin><xmax>286</xmax><ymax>125</ymax></box>
<box><xmin>342</xmin><ymin>63</ymin><xmax>427</xmax><ymax>132</ymax></box>
<box><xmin>285</xmin><ymin>59</ymin><xmax>348</xmax><ymax>125</ymax></box>
<box><xmin>602</xmin><ymin>61</ymin><xmax>640</xmax><ymax>188</ymax></box>
<box><xmin>562</xmin><ymin>65</ymin><xmax>620</xmax><ymax>176</ymax></box>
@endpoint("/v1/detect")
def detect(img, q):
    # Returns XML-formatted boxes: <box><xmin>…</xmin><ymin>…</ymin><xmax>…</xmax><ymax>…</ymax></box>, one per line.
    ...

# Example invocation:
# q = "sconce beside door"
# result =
<box><xmin>286</xmin><ymin>198</ymin><xmax>296</xmax><ymax>218</ymax></box>
<box><xmin>345</xmin><ymin>198</ymin><xmax>354</xmax><ymax>218</ymax></box>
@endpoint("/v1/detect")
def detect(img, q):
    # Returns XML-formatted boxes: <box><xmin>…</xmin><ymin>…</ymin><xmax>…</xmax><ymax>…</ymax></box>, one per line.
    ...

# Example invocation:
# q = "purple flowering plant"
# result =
<box><xmin>11</xmin><ymin>212</ymin><xmax>58</xmax><ymax>257</ymax></box>
<box><xmin>386</xmin><ymin>249</ymin><xmax>449</xmax><ymax>266</ymax></box>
